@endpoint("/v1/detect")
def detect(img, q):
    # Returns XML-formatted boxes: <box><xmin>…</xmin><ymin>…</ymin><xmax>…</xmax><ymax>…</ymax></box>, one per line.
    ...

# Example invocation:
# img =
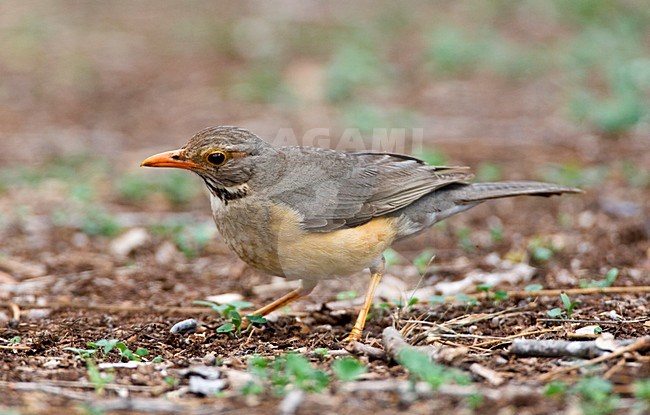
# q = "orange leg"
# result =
<box><xmin>242</xmin><ymin>280</ymin><xmax>316</xmax><ymax>329</ymax></box>
<box><xmin>347</xmin><ymin>258</ymin><xmax>385</xmax><ymax>343</ymax></box>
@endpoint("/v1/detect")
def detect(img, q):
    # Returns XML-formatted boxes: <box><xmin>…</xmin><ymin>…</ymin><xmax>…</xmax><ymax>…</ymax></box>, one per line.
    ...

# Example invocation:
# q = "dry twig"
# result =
<box><xmin>538</xmin><ymin>336</ymin><xmax>650</xmax><ymax>381</ymax></box>
<box><xmin>510</xmin><ymin>338</ymin><xmax>639</xmax><ymax>359</ymax></box>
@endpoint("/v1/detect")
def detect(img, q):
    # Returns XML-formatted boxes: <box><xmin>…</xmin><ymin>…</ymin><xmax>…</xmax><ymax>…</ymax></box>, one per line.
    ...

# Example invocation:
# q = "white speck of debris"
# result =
<box><xmin>595</xmin><ymin>333</ymin><xmax>618</xmax><ymax>352</ymax></box>
<box><xmin>608</xmin><ymin>310</ymin><xmax>624</xmax><ymax>321</ymax></box>
<box><xmin>189</xmin><ymin>376</ymin><xmax>227</xmax><ymax>396</ymax></box>
<box><xmin>279</xmin><ymin>389</ymin><xmax>305</xmax><ymax>415</ymax></box>
<box><xmin>575</xmin><ymin>325</ymin><xmax>602</xmax><ymax>336</ymax></box>
<box><xmin>110</xmin><ymin>227</ymin><xmax>150</xmax><ymax>257</ymax></box>
<box><xmin>205</xmin><ymin>293</ymin><xmax>244</xmax><ymax>304</ymax></box>
<box><xmin>43</xmin><ymin>359</ymin><xmax>60</xmax><ymax>369</ymax></box>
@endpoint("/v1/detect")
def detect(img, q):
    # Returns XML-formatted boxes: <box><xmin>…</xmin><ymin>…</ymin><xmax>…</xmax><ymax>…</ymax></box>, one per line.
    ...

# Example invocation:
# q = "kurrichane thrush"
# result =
<box><xmin>142</xmin><ymin>126</ymin><xmax>580</xmax><ymax>342</ymax></box>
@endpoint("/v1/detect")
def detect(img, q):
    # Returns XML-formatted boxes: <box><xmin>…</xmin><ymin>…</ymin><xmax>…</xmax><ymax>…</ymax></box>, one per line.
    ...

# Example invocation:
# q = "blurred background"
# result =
<box><xmin>0</xmin><ymin>0</ymin><xmax>648</xmax><ymax>304</ymax></box>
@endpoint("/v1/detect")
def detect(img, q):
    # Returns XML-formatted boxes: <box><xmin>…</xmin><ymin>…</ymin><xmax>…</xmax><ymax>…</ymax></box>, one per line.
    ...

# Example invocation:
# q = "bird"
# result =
<box><xmin>141</xmin><ymin>126</ymin><xmax>581</xmax><ymax>343</ymax></box>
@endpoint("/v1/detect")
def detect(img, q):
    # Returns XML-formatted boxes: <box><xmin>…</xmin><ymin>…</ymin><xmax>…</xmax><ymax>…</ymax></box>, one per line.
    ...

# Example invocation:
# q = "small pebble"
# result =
<box><xmin>203</xmin><ymin>353</ymin><xmax>217</xmax><ymax>366</ymax></box>
<box><xmin>170</xmin><ymin>318</ymin><xmax>198</xmax><ymax>335</ymax></box>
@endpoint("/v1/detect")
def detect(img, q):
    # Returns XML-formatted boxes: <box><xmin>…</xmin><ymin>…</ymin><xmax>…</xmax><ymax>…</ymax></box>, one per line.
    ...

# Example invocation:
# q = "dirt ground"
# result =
<box><xmin>1</xmin><ymin>2</ymin><xmax>649</xmax><ymax>414</ymax></box>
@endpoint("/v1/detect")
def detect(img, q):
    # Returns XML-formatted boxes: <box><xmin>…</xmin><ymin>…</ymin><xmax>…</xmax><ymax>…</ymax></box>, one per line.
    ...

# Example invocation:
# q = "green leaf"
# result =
<box><xmin>383</xmin><ymin>248</ymin><xmax>402</xmax><ymax>266</ymax></box>
<box><xmin>545</xmin><ymin>381</ymin><xmax>568</xmax><ymax>397</ymax></box>
<box><xmin>313</xmin><ymin>348</ymin><xmax>328</xmax><ymax>357</ymax></box>
<box><xmin>245</xmin><ymin>314</ymin><xmax>267</xmax><ymax>324</ymax></box>
<box><xmin>547</xmin><ymin>308</ymin><xmax>563</xmax><ymax>318</ymax></box>
<box><xmin>135</xmin><ymin>348</ymin><xmax>149</xmax><ymax>357</ymax></box>
<box><xmin>525</xmin><ymin>284</ymin><xmax>544</xmax><ymax>292</ymax></box>
<box><xmin>332</xmin><ymin>358</ymin><xmax>367</xmax><ymax>382</ymax></box>
<box><xmin>64</xmin><ymin>347</ymin><xmax>97</xmax><ymax>358</ymax></box>
<box><xmin>152</xmin><ymin>356</ymin><xmax>164</xmax><ymax>363</ymax></box>
<box><xmin>605</xmin><ymin>268</ymin><xmax>619</xmax><ymax>284</ymax></box>
<box><xmin>228</xmin><ymin>310</ymin><xmax>242</xmax><ymax>329</ymax></box>
<box><xmin>192</xmin><ymin>300</ymin><xmax>229</xmax><ymax>316</ymax></box>
<box><xmin>477</xmin><ymin>284</ymin><xmax>492</xmax><ymax>293</ymax></box>
<box><xmin>531</xmin><ymin>246</ymin><xmax>553</xmax><ymax>262</ymax></box>
<box><xmin>397</xmin><ymin>348</ymin><xmax>470</xmax><ymax>389</ymax></box>
<box><xmin>90</xmin><ymin>339</ymin><xmax>118</xmax><ymax>354</ymax></box>
<box><xmin>229</xmin><ymin>300</ymin><xmax>254</xmax><ymax>311</ymax></box>
<box><xmin>217</xmin><ymin>323</ymin><xmax>235</xmax><ymax>333</ymax></box>
<box><xmin>494</xmin><ymin>291</ymin><xmax>509</xmax><ymax>301</ymax></box>
<box><xmin>115</xmin><ymin>342</ymin><xmax>128</xmax><ymax>353</ymax></box>
<box><xmin>455</xmin><ymin>293</ymin><xmax>477</xmax><ymax>306</ymax></box>
<box><xmin>430</xmin><ymin>295</ymin><xmax>446</xmax><ymax>304</ymax></box>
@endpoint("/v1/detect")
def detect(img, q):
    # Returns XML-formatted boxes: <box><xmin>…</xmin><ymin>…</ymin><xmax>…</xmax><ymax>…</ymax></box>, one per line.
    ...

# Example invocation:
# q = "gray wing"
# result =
<box><xmin>268</xmin><ymin>149</ymin><xmax>473</xmax><ymax>232</ymax></box>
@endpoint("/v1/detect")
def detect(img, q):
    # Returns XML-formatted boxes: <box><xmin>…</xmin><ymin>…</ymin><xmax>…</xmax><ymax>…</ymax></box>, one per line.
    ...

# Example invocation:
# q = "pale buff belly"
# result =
<box><xmin>211</xmin><ymin>196</ymin><xmax>397</xmax><ymax>280</ymax></box>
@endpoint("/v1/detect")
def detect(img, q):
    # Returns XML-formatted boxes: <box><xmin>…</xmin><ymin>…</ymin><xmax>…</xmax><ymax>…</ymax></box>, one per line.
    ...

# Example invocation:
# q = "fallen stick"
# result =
<box><xmin>538</xmin><ymin>318</ymin><xmax>649</xmax><ymax>325</ymax></box>
<box><xmin>489</xmin><ymin>286</ymin><xmax>650</xmax><ymax>301</ymax></box>
<box><xmin>382</xmin><ymin>327</ymin><xmax>443</xmax><ymax>362</ymax></box>
<box><xmin>510</xmin><ymin>338</ymin><xmax>639</xmax><ymax>359</ymax></box>
<box><xmin>538</xmin><ymin>336</ymin><xmax>650</xmax><ymax>381</ymax></box>
<box><xmin>348</xmin><ymin>341</ymin><xmax>387</xmax><ymax>360</ymax></box>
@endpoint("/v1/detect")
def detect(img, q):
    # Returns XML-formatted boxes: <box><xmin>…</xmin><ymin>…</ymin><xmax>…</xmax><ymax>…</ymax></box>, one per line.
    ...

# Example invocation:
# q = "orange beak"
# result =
<box><xmin>140</xmin><ymin>150</ymin><xmax>204</xmax><ymax>171</ymax></box>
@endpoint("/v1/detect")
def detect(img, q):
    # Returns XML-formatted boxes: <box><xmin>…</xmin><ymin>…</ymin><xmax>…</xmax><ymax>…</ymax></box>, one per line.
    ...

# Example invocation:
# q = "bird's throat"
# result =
<box><xmin>203</xmin><ymin>178</ymin><xmax>249</xmax><ymax>205</ymax></box>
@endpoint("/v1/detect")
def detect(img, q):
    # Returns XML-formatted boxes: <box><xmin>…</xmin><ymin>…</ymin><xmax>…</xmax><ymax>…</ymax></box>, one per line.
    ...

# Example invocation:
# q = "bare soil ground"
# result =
<box><xmin>1</xmin><ymin>2</ymin><xmax>649</xmax><ymax>414</ymax></box>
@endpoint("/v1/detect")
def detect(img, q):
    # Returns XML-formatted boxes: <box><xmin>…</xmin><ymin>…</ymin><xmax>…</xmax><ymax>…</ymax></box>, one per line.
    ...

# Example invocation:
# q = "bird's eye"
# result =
<box><xmin>207</xmin><ymin>151</ymin><xmax>227</xmax><ymax>166</ymax></box>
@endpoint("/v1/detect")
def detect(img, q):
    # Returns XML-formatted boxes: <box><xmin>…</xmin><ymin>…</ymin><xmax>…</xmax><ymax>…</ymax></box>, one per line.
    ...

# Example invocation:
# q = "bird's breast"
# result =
<box><xmin>210</xmin><ymin>195</ymin><xmax>398</xmax><ymax>280</ymax></box>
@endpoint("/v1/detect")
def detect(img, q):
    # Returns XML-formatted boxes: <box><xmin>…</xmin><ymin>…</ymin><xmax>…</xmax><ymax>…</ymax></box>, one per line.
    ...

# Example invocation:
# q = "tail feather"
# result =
<box><xmin>454</xmin><ymin>181</ymin><xmax>582</xmax><ymax>203</ymax></box>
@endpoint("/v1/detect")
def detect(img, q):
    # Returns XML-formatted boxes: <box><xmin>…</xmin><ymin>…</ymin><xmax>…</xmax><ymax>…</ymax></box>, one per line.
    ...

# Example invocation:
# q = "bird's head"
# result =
<box><xmin>141</xmin><ymin>126</ymin><xmax>276</xmax><ymax>198</ymax></box>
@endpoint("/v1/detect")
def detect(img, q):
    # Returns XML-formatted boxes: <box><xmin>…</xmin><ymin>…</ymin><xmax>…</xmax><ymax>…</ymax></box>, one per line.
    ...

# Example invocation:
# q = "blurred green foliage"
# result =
<box><xmin>117</xmin><ymin>171</ymin><xmax>201</xmax><ymax>206</ymax></box>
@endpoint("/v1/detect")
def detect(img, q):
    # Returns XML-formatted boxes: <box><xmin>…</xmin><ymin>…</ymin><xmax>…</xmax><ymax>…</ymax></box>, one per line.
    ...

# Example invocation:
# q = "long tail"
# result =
<box><xmin>452</xmin><ymin>181</ymin><xmax>582</xmax><ymax>203</ymax></box>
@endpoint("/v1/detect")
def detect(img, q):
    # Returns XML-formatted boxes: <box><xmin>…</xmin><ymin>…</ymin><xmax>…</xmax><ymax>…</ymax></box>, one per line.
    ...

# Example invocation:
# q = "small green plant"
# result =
<box><xmin>579</xmin><ymin>268</ymin><xmax>618</xmax><ymax>288</ymax></box>
<box><xmin>477</xmin><ymin>284</ymin><xmax>508</xmax><ymax>302</ymax></box>
<box><xmin>456</xmin><ymin>226</ymin><xmax>475</xmax><ymax>252</ymax></box>
<box><xmin>525</xmin><ymin>284</ymin><xmax>544</xmax><ymax>292</ymax></box>
<box><xmin>164</xmin><ymin>375</ymin><xmax>180</xmax><ymax>387</ymax></box>
<box><xmin>544</xmin><ymin>380</ymin><xmax>568</xmax><ymax>397</ymax></box>
<box><xmin>466</xmin><ymin>392</ymin><xmax>484</xmax><ymax>409</ymax></box>
<box><xmin>397</xmin><ymin>348</ymin><xmax>470</xmax><ymax>389</ymax></box>
<box><xmin>117</xmin><ymin>171</ymin><xmax>201</xmax><ymax>206</ymax></box>
<box><xmin>313</xmin><ymin>348</ymin><xmax>329</xmax><ymax>358</ymax></box>
<box><xmin>488</xmin><ymin>223</ymin><xmax>504</xmax><ymax>244</ymax></box>
<box><xmin>332</xmin><ymin>357</ymin><xmax>367</xmax><ymax>382</ymax></box>
<box><xmin>193</xmin><ymin>300</ymin><xmax>266</xmax><ymax>335</ymax></box>
<box><xmin>383</xmin><ymin>248</ymin><xmax>402</xmax><ymax>266</ymax></box>
<box><xmin>9</xmin><ymin>336</ymin><xmax>21</xmax><ymax>346</ymax></box>
<box><xmin>151</xmin><ymin>221</ymin><xmax>215</xmax><ymax>258</ymax></box>
<box><xmin>547</xmin><ymin>293</ymin><xmax>578</xmax><ymax>319</ymax></box>
<box><xmin>325</xmin><ymin>43</ymin><xmax>384</xmax><ymax>103</ymax></box>
<box><xmin>86</xmin><ymin>360</ymin><xmax>114</xmax><ymax>395</ymax></box>
<box><xmin>413</xmin><ymin>249</ymin><xmax>435</xmax><ymax>274</ymax></box>
<box><xmin>573</xmin><ymin>377</ymin><xmax>619</xmax><ymax>415</ymax></box>
<box><xmin>243</xmin><ymin>354</ymin><xmax>330</xmax><ymax>396</ymax></box>
<box><xmin>633</xmin><ymin>379</ymin><xmax>650</xmax><ymax>412</ymax></box>
<box><xmin>64</xmin><ymin>339</ymin><xmax>151</xmax><ymax>362</ymax></box>
<box><xmin>81</xmin><ymin>207</ymin><xmax>121</xmax><ymax>237</ymax></box>
<box><xmin>455</xmin><ymin>293</ymin><xmax>478</xmax><ymax>307</ymax></box>
<box><xmin>429</xmin><ymin>295</ymin><xmax>446</xmax><ymax>304</ymax></box>
<box><xmin>528</xmin><ymin>237</ymin><xmax>557</xmax><ymax>262</ymax></box>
